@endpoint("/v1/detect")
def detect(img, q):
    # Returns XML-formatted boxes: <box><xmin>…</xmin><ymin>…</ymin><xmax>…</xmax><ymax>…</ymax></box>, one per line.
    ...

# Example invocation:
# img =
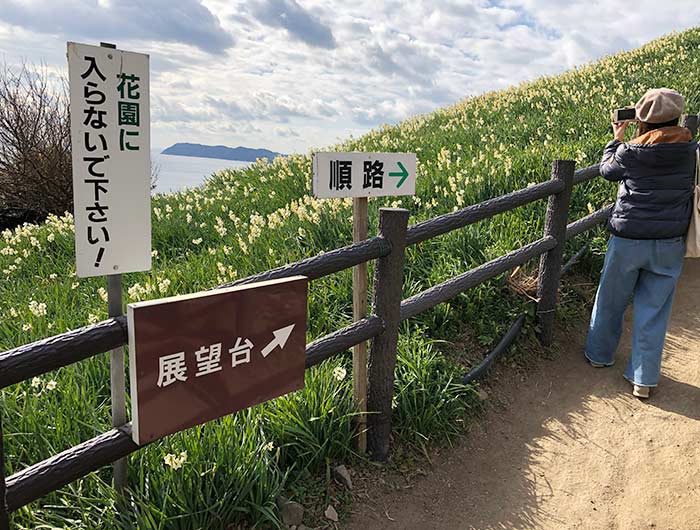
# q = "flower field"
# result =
<box><xmin>1</xmin><ymin>28</ymin><xmax>699</xmax><ymax>529</ymax></box>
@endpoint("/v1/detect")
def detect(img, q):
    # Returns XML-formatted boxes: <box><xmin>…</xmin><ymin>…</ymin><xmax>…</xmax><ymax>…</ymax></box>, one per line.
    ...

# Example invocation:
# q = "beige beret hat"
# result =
<box><xmin>635</xmin><ymin>88</ymin><xmax>685</xmax><ymax>123</ymax></box>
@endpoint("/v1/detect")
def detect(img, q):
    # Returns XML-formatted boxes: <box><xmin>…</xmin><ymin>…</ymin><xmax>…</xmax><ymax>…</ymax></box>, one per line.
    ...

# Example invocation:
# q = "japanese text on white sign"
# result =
<box><xmin>312</xmin><ymin>152</ymin><xmax>417</xmax><ymax>199</ymax></box>
<box><xmin>67</xmin><ymin>42</ymin><xmax>151</xmax><ymax>277</ymax></box>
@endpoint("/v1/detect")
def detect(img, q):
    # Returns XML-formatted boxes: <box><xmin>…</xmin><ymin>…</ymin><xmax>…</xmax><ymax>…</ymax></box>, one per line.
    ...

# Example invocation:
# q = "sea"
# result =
<box><xmin>150</xmin><ymin>149</ymin><xmax>251</xmax><ymax>194</ymax></box>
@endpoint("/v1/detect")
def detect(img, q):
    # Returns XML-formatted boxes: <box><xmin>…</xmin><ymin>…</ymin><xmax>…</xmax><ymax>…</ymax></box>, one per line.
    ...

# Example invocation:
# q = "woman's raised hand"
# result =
<box><xmin>612</xmin><ymin>121</ymin><xmax>630</xmax><ymax>142</ymax></box>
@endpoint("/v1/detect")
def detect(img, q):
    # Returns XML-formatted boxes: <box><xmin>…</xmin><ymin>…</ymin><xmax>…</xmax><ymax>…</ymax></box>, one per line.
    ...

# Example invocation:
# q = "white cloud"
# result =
<box><xmin>0</xmin><ymin>0</ymin><xmax>233</xmax><ymax>54</ymax></box>
<box><xmin>248</xmin><ymin>0</ymin><xmax>337</xmax><ymax>49</ymax></box>
<box><xmin>1</xmin><ymin>0</ymin><xmax>698</xmax><ymax>153</ymax></box>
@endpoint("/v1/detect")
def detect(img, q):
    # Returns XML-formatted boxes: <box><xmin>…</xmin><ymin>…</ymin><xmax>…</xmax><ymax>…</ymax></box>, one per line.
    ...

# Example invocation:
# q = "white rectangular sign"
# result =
<box><xmin>312</xmin><ymin>152</ymin><xmax>416</xmax><ymax>199</ymax></box>
<box><xmin>68</xmin><ymin>42</ymin><xmax>151</xmax><ymax>278</ymax></box>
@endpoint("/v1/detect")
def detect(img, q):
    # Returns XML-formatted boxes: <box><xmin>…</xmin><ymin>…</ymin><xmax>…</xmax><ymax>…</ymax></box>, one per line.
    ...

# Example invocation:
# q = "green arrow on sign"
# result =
<box><xmin>389</xmin><ymin>161</ymin><xmax>409</xmax><ymax>188</ymax></box>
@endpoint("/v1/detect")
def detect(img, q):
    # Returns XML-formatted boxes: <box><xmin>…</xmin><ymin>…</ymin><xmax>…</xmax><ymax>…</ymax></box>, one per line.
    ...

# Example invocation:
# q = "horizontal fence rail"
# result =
<box><xmin>0</xmin><ymin>317</ymin><xmax>128</xmax><ymax>390</ymax></box>
<box><xmin>0</xmin><ymin>236</ymin><xmax>392</xmax><ymax>391</ymax></box>
<box><xmin>406</xmin><ymin>178</ymin><xmax>564</xmax><ymax>246</ymax></box>
<box><xmin>400</xmin><ymin>236</ymin><xmax>557</xmax><ymax>321</ymax></box>
<box><xmin>4</xmin><ymin>312</ymin><xmax>390</xmax><ymax>512</ymax></box>
<box><xmin>2</xmin><ymin>160</ymin><xmax>618</xmax><ymax>519</ymax></box>
<box><xmin>566</xmin><ymin>204</ymin><xmax>614</xmax><ymax>240</ymax></box>
<box><xmin>0</xmin><ymin>165</ymin><xmax>608</xmax><ymax>393</ymax></box>
<box><xmin>573</xmin><ymin>164</ymin><xmax>601</xmax><ymax>186</ymax></box>
<box><xmin>5</xmin><ymin>424</ymin><xmax>137</xmax><ymax>512</ymax></box>
<box><xmin>219</xmin><ymin>235</ymin><xmax>391</xmax><ymax>289</ymax></box>
<box><xmin>305</xmin><ymin>315</ymin><xmax>385</xmax><ymax>369</ymax></box>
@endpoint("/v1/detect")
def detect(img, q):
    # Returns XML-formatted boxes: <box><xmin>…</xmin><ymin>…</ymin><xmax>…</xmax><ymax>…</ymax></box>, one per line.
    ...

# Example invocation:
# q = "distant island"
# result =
<box><xmin>161</xmin><ymin>143</ymin><xmax>284</xmax><ymax>162</ymax></box>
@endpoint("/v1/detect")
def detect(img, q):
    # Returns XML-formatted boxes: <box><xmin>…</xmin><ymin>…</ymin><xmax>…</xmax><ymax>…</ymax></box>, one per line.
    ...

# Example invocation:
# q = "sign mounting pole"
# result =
<box><xmin>108</xmin><ymin>273</ymin><xmax>127</xmax><ymax>491</ymax></box>
<box><xmin>352</xmin><ymin>197</ymin><xmax>369</xmax><ymax>453</ymax></box>
<box><xmin>99</xmin><ymin>41</ymin><xmax>127</xmax><ymax>494</ymax></box>
<box><xmin>312</xmin><ymin>151</ymin><xmax>416</xmax><ymax>453</ymax></box>
<box><xmin>69</xmin><ymin>36</ymin><xmax>151</xmax><ymax>490</ymax></box>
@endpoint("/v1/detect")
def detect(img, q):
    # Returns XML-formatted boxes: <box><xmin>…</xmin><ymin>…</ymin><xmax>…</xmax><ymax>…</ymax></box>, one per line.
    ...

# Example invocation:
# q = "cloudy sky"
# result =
<box><xmin>0</xmin><ymin>1</ymin><xmax>698</xmax><ymax>154</ymax></box>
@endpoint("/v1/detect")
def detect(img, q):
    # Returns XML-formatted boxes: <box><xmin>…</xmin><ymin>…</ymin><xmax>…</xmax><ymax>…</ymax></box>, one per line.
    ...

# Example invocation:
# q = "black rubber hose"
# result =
<box><xmin>459</xmin><ymin>241</ymin><xmax>590</xmax><ymax>384</ymax></box>
<box><xmin>462</xmin><ymin>313</ymin><xmax>526</xmax><ymax>384</ymax></box>
<box><xmin>561</xmin><ymin>241</ymin><xmax>590</xmax><ymax>276</ymax></box>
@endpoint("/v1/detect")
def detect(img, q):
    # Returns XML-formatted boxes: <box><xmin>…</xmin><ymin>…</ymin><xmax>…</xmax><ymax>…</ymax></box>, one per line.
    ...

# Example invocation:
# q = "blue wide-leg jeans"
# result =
<box><xmin>585</xmin><ymin>235</ymin><xmax>685</xmax><ymax>387</ymax></box>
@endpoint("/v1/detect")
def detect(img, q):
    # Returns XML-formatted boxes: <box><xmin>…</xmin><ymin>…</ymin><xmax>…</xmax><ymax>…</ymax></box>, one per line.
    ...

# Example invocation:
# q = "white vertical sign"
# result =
<box><xmin>67</xmin><ymin>42</ymin><xmax>151</xmax><ymax>278</ymax></box>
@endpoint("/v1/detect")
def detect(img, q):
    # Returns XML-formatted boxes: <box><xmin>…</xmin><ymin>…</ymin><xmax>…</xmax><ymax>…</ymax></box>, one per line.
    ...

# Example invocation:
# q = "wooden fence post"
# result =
<box><xmin>536</xmin><ymin>159</ymin><xmax>575</xmax><ymax>346</ymax></box>
<box><xmin>1</xmin><ymin>414</ymin><xmax>9</xmax><ymax>530</ymax></box>
<box><xmin>367</xmin><ymin>208</ymin><xmax>409</xmax><ymax>462</ymax></box>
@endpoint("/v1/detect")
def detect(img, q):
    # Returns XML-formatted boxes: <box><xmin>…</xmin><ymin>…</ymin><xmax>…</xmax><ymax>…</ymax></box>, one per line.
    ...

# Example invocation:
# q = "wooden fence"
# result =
<box><xmin>0</xmin><ymin>156</ymin><xmax>663</xmax><ymax>527</ymax></box>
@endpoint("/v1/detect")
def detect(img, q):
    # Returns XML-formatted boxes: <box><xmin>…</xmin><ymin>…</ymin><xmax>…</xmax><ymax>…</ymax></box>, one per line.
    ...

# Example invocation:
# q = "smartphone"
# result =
<box><xmin>613</xmin><ymin>108</ymin><xmax>636</xmax><ymax>122</ymax></box>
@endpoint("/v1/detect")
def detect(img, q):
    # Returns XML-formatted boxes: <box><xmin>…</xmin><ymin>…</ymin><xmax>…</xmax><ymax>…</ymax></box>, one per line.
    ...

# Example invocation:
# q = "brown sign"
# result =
<box><xmin>127</xmin><ymin>276</ymin><xmax>308</xmax><ymax>445</ymax></box>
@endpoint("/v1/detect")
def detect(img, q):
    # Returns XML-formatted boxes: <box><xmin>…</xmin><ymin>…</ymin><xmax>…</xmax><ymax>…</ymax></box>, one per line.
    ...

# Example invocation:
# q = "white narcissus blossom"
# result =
<box><xmin>158</xmin><ymin>278</ymin><xmax>171</xmax><ymax>294</ymax></box>
<box><xmin>237</xmin><ymin>238</ymin><xmax>248</xmax><ymax>254</ymax></box>
<box><xmin>29</xmin><ymin>300</ymin><xmax>47</xmax><ymax>317</ymax></box>
<box><xmin>97</xmin><ymin>287</ymin><xmax>108</xmax><ymax>303</ymax></box>
<box><xmin>128</xmin><ymin>283</ymin><xmax>144</xmax><ymax>300</ymax></box>
<box><xmin>163</xmin><ymin>451</ymin><xmax>188</xmax><ymax>470</ymax></box>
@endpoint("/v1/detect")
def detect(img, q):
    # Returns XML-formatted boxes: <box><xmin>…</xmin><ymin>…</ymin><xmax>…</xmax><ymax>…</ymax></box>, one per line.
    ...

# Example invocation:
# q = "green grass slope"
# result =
<box><xmin>1</xmin><ymin>28</ymin><xmax>699</xmax><ymax>528</ymax></box>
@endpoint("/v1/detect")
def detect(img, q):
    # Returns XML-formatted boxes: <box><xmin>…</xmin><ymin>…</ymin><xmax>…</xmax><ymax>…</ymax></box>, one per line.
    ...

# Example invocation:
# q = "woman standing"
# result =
<box><xmin>585</xmin><ymin>88</ymin><xmax>697</xmax><ymax>398</ymax></box>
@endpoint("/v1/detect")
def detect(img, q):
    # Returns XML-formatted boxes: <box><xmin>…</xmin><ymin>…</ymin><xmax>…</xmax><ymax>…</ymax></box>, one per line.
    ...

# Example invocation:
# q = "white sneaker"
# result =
<box><xmin>633</xmin><ymin>385</ymin><xmax>650</xmax><ymax>399</ymax></box>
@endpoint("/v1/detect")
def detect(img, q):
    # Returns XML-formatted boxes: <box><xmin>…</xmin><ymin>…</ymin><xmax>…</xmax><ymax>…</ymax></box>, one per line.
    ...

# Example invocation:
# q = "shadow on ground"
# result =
<box><xmin>347</xmin><ymin>259</ymin><xmax>700</xmax><ymax>530</ymax></box>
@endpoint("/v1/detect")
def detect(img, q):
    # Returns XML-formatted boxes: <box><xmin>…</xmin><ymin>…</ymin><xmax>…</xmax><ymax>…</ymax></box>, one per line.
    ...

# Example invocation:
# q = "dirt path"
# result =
<box><xmin>348</xmin><ymin>259</ymin><xmax>700</xmax><ymax>530</ymax></box>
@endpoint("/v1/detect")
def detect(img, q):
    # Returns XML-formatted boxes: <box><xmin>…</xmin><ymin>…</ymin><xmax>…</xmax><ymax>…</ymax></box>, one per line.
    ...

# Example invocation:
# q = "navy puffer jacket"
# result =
<box><xmin>600</xmin><ymin>126</ymin><xmax>697</xmax><ymax>240</ymax></box>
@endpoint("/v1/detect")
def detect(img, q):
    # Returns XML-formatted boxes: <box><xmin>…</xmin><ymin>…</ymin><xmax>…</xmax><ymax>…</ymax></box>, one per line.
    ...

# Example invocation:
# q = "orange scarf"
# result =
<box><xmin>629</xmin><ymin>125</ymin><xmax>692</xmax><ymax>145</ymax></box>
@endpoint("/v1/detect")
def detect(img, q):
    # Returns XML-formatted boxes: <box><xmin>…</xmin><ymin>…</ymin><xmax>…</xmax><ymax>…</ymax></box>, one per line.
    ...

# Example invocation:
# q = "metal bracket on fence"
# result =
<box><xmin>367</xmin><ymin>208</ymin><xmax>410</xmax><ymax>462</ymax></box>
